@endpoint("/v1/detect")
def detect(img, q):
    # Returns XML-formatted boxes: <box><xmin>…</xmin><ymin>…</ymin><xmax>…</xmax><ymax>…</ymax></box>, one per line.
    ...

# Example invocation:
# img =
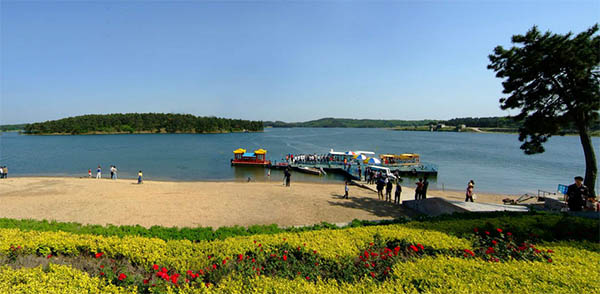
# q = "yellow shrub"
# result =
<box><xmin>0</xmin><ymin>264</ymin><xmax>135</xmax><ymax>294</ymax></box>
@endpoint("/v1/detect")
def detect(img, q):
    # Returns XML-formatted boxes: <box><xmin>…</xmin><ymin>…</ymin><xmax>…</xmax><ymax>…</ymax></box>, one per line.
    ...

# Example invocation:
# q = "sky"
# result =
<box><xmin>1</xmin><ymin>0</ymin><xmax>598</xmax><ymax>124</ymax></box>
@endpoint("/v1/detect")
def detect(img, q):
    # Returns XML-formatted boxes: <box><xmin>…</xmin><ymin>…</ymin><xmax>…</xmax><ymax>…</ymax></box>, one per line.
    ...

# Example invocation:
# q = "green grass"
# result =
<box><xmin>1</xmin><ymin>211</ymin><xmax>596</xmax><ymax>243</ymax></box>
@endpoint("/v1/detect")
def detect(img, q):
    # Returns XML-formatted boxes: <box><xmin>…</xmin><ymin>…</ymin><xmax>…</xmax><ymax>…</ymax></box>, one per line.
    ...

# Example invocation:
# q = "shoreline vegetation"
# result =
<box><xmin>3</xmin><ymin>115</ymin><xmax>598</xmax><ymax>136</ymax></box>
<box><xmin>265</xmin><ymin>117</ymin><xmax>600</xmax><ymax>136</ymax></box>
<box><xmin>16</xmin><ymin>113</ymin><xmax>263</xmax><ymax>135</ymax></box>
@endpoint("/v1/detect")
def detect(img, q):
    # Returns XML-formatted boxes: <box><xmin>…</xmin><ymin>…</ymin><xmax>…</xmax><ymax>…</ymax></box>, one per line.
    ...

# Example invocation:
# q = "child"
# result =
<box><xmin>88</xmin><ymin>169</ymin><xmax>92</xmax><ymax>178</ymax></box>
<box><xmin>344</xmin><ymin>181</ymin><xmax>349</xmax><ymax>199</ymax></box>
<box><xmin>96</xmin><ymin>166</ymin><xmax>102</xmax><ymax>179</ymax></box>
<box><xmin>137</xmin><ymin>170</ymin><xmax>143</xmax><ymax>184</ymax></box>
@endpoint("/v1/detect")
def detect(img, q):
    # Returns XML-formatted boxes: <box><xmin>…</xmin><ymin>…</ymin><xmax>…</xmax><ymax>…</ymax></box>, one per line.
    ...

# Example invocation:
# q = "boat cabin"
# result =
<box><xmin>231</xmin><ymin>148</ymin><xmax>271</xmax><ymax>166</ymax></box>
<box><xmin>379</xmin><ymin>154</ymin><xmax>420</xmax><ymax>165</ymax></box>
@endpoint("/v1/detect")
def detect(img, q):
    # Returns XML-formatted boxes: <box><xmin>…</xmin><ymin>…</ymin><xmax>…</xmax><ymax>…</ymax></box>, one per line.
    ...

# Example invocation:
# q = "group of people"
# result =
<box><xmin>0</xmin><ymin>165</ymin><xmax>7</xmax><ymax>179</ymax></box>
<box><xmin>87</xmin><ymin>165</ymin><xmax>143</xmax><ymax>184</ymax></box>
<box><xmin>414</xmin><ymin>177</ymin><xmax>430</xmax><ymax>200</ymax></box>
<box><xmin>285</xmin><ymin>154</ymin><xmax>331</xmax><ymax>164</ymax></box>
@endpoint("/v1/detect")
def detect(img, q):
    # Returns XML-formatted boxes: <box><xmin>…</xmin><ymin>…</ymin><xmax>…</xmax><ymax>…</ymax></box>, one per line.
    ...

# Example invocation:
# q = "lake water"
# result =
<box><xmin>0</xmin><ymin>128</ymin><xmax>597</xmax><ymax>194</ymax></box>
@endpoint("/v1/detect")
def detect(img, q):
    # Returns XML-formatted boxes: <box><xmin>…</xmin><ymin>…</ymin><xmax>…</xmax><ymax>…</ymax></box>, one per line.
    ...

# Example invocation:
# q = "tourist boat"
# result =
<box><xmin>231</xmin><ymin>148</ymin><xmax>271</xmax><ymax>166</ymax></box>
<box><xmin>378</xmin><ymin>153</ymin><xmax>438</xmax><ymax>176</ymax></box>
<box><xmin>296</xmin><ymin>166</ymin><xmax>322</xmax><ymax>175</ymax></box>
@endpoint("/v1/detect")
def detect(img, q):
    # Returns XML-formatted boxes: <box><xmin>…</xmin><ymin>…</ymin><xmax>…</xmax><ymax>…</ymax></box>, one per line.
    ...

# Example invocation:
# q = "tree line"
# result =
<box><xmin>23</xmin><ymin>113</ymin><xmax>263</xmax><ymax>135</ymax></box>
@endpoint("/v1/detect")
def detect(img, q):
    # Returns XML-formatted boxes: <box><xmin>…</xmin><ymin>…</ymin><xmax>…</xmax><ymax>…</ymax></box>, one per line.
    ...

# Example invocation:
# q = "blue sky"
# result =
<box><xmin>1</xmin><ymin>0</ymin><xmax>598</xmax><ymax>124</ymax></box>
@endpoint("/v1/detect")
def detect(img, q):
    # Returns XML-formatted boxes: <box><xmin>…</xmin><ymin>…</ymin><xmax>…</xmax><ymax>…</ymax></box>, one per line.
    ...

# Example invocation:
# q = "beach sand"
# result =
<box><xmin>0</xmin><ymin>177</ymin><xmax>518</xmax><ymax>228</ymax></box>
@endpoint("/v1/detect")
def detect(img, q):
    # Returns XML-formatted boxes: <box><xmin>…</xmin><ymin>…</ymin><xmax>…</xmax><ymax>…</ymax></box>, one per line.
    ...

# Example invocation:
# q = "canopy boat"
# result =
<box><xmin>378</xmin><ymin>153</ymin><xmax>437</xmax><ymax>176</ymax></box>
<box><xmin>231</xmin><ymin>148</ymin><xmax>271</xmax><ymax>166</ymax></box>
<box><xmin>379</xmin><ymin>153</ymin><xmax>420</xmax><ymax>165</ymax></box>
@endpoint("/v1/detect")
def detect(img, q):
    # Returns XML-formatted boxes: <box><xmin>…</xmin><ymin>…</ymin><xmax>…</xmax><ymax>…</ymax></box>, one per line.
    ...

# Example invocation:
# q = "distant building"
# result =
<box><xmin>456</xmin><ymin>124</ymin><xmax>466</xmax><ymax>132</ymax></box>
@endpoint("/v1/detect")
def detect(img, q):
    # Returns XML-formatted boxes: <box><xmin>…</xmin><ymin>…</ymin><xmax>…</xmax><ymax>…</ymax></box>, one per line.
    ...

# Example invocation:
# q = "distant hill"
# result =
<box><xmin>264</xmin><ymin>118</ymin><xmax>440</xmax><ymax>128</ymax></box>
<box><xmin>265</xmin><ymin>116</ymin><xmax>599</xmax><ymax>135</ymax></box>
<box><xmin>23</xmin><ymin>113</ymin><xmax>263</xmax><ymax>135</ymax></box>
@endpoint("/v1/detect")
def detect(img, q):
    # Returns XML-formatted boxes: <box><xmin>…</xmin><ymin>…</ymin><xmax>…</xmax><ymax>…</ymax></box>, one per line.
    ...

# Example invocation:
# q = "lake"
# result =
<box><xmin>0</xmin><ymin>128</ymin><xmax>597</xmax><ymax>195</ymax></box>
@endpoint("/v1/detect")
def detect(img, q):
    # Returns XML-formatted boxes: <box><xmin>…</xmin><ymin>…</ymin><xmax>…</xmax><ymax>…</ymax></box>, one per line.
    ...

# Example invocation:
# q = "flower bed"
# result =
<box><xmin>1</xmin><ymin>214</ymin><xmax>598</xmax><ymax>293</ymax></box>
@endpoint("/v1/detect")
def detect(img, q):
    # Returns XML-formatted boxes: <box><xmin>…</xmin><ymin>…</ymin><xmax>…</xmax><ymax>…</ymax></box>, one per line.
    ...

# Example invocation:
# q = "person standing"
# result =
<box><xmin>376</xmin><ymin>177</ymin><xmax>385</xmax><ymax>200</ymax></box>
<box><xmin>385</xmin><ymin>178</ymin><xmax>393</xmax><ymax>202</ymax></box>
<box><xmin>566</xmin><ymin>176</ymin><xmax>589</xmax><ymax>211</ymax></box>
<box><xmin>285</xmin><ymin>169</ymin><xmax>291</xmax><ymax>187</ymax></box>
<box><xmin>110</xmin><ymin>166</ymin><xmax>115</xmax><ymax>179</ymax></box>
<box><xmin>96</xmin><ymin>165</ymin><xmax>102</xmax><ymax>179</ymax></box>
<box><xmin>415</xmin><ymin>178</ymin><xmax>423</xmax><ymax>200</ymax></box>
<box><xmin>88</xmin><ymin>169</ymin><xmax>92</xmax><ymax>178</ymax></box>
<box><xmin>267</xmin><ymin>169</ymin><xmax>271</xmax><ymax>180</ymax></box>
<box><xmin>137</xmin><ymin>170</ymin><xmax>143</xmax><ymax>184</ymax></box>
<box><xmin>344</xmin><ymin>180</ymin><xmax>349</xmax><ymax>199</ymax></box>
<box><xmin>465</xmin><ymin>180</ymin><xmax>475</xmax><ymax>202</ymax></box>
<box><xmin>0</xmin><ymin>166</ymin><xmax>3</xmax><ymax>179</ymax></box>
<box><xmin>422</xmin><ymin>176</ymin><xmax>429</xmax><ymax>199</ymax></box>
<box><xmin>3</xmin><ymin>166</ymin><xmax>6</xmax><ymax>179</ymax></box>
<box><xmin>394</xmin><ymin>180</ymin><xmax>402</xmax><ymax>205</ymax></box>
<box><xmin>113</xmin><ymin>166</ymin><xmax>118</xmax><ymax>180</ymax></box>
<box><xmin>358</xmin><ymin>166</ymin><xmax>362</xmax><ymax>181</ymax></box>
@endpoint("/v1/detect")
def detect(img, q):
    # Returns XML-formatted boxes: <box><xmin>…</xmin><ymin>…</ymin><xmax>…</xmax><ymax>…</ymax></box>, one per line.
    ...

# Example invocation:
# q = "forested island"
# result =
<box><xmin>22</xmin><ymin>113</ymin><xmax>263</xmax><ymax>135</ymax></box>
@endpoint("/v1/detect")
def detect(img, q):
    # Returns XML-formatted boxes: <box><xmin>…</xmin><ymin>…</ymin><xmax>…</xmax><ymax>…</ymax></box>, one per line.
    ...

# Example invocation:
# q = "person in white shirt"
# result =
<box><xmin>113</xmin><ymin>166</ymin><xmax>118</xmax><ymax>180</ymax></box>
<box><xmin>96</xmin><ymin>166</ymin><xmax>102</xmax><ymax>179</ymax></box>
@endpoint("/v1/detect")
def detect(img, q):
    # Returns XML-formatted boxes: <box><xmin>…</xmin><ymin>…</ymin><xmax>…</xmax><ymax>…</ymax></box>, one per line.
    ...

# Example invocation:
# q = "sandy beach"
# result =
<box><xmin>0</xmin><ymin>177</ymin><xmax>518</xmax><ymax>228</ymax></box>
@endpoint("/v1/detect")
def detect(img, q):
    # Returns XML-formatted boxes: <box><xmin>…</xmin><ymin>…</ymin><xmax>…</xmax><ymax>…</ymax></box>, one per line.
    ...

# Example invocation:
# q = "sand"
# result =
<box><xmin>0</xmin><ymin>177</ymin><xmax>518</xmax><ymax>228</ymax></box>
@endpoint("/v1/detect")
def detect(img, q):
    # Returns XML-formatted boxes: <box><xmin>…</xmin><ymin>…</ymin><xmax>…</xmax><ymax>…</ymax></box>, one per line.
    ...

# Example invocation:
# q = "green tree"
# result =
<box><xmin>488</xmin><ymin>25</ymin><xmax>599</xmax><ymax>196</ymax></box>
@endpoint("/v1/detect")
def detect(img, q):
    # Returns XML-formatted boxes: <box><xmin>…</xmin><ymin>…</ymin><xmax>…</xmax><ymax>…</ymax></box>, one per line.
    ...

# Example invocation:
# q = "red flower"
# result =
<box><xmin>171</xmin><ymin>275</ymin><xmax>178</xmax><ymax>284</ymax></box>
<box><xmin>153</xmin><ymin>264</ymin><xmax>159</xmax><ymax>271</ymax></box>
<box><xmin>100</xmin><ymin>265</ymin><xmax>104</xmax><ymax>269</ymax></box>
<box><xmin>492</xmin><ymin>240</ymin><xmax>497</xmax><ymax>245</ymax></box>
<box><xmin>547</xmin><ymin>249</ymin><xmax>554</xmax><ymax>253</ymax></box>
<box><xmin>283</xmin><ymin>255</ymin><xmax>288</xmax><ymax>261</ymax></box>
<box><xmin>305</xmin><ymin>276</ymin><xmax>310</xmax><ymax>280</ymax></box>
<box><xmin>118</xmin><ymin>273</ymin><xmax>127</xmax><ymax>281</ymax></box>
<box><xmin>473</xmin><ymin>227</ymin><xmax>479</xmax><ymax>233</ymax></box>
<box><xmin>485</xmin><ymin>247</ymin><xmax>495</xmax><ymax>254</ymax></box>
<box><xmin>315</xmin><ymin>262</ymin><xmax>319</xmax><ymax>266</ymax></box>
<box><xmin>205</xmin><ymin>283</ymin><xmax>211</xmax><ymax>288</ymax></box>
<box><xmin>313</xmin><ymin>250</ymin><xmax>318</xmax><ymax>254</ymax></box>
<box><xmin>199</xmin><ymin>269</ymin><xmax>204</xmax><ymax>275</ymax></box>
<box><xmin>187</xmin><ymin>270</ymin><xmax>193</xmax><ymax>276</ymax></box>
<box><xmin>95</xmin><ymin>252</ymin><xmax>104</xmax><ymax>259</ymax></box>
<box><xmin>46</xmin><ymin>254</ymin><xmax>52</xmax><ymax>259</ymax></box>
<box><xmin>143</xmin><ymin>279</ymin><xmax>149</xmax><ymax>284</ymax></box>
<box><xmin>370</xmin><ymin>272</ymin><xmax>376</xmax><ymax>278</ymax></box>
<box><xmin>410</xmin><ymin>245</ymin><xmax>418</xmax><ymax>252</ymax></box>
<box><xmin>222</xmin><ymin>259</ymin><xmax>227</xmax><ymax>265</ymax></box>
<box><xmin>100</xmin><ymin>272</ymin><xmax>105</xmax><ymax>276</ymax></box>
<box><xmin>417</xmin><ymin>243</ymin><xmax>424</xmax><ymax>250</ymax></box>
<box><xmin>547</xmin><ymin>258</ymin><xmax>552</xmax><ymax>263</ymax></box>
<box><xmin>251</xmin><ymin>258</ymin><xmax>256</xmax><ymax>263</ymax></box>
<box><xmin>463</xmin><ymin>249</ymin><xmax>475</xmax><ymax>257</ymax></box>
<box><xmin>485</xmin><ymin>231</ymin><xmax>490</xmax><ymax>235</ymax></box>
<box><xmin>496</xmin><ymin>228</ymin><xmax>503</xmax><ymax>233</ymax></box>
<box><xmin>238</xmin><ymin>254</ymin><xmax>244</xmax><ymax>261</ymax></box>
<box><xmin>212</xmin><ymin>264</ymin><xmax>217</xmax><ymax>269</ymax></box>
<box><xmin>507</xmin><ymin>232</ymin><xmax>512</xmax><ymax>236</ymax></box>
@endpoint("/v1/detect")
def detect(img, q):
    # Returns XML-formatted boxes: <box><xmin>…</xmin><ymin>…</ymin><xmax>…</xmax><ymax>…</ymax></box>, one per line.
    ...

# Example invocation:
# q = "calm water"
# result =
<box><xmin>0</xmin><ymin>128</ymin><xmax>597</xmax><ymax>194</ymax></box>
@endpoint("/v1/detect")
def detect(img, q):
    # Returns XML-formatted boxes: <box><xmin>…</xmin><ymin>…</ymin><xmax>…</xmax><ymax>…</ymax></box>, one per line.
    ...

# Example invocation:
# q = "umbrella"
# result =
<box><xmin>345</xmin><ymin>151</ymin><xmax>355</xmax><ymax>156</ymax></box>
<box><xmin>366</xmin><ymin>157</ymin><xmax>381</xmax><ymax>164</ymax></box>
<box><xmin>356</xmin><ymin>154</ymin><xmax>367</xmax><ymax>160</ymax></box>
